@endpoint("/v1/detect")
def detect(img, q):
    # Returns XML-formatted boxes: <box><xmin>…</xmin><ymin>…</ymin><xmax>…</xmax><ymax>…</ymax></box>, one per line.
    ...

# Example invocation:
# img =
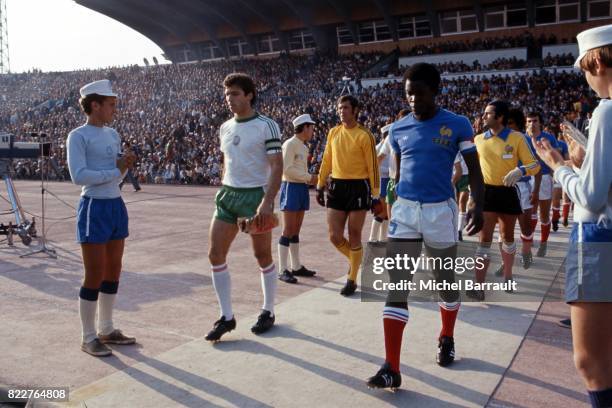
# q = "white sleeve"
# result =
<box><xmin>555</xmin><ymin>104</ymin><xmax>612</xmax><ymax>213</ymax></box>
<box><xmin>264</xmin><ymin>120</ymin><xmax>282</xmax><ymax>155</ymax></box>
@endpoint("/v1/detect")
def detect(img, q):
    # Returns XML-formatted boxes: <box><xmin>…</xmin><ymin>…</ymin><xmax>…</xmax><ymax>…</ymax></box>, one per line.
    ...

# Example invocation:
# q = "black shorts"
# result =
<box><xmin>326</xmin><ymin>178</ymin><xmax>371</xmax><ymax>212</ymax></box>
<box><xmin>483</xmin><ymin>184</ymin><xmax>522</xmax><ymax>215</ymax></box>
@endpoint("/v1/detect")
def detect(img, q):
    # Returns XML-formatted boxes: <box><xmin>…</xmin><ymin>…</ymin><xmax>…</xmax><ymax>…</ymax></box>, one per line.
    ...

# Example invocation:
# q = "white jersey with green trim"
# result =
<box><xmin>219</xmin><ymin>113</ymin><xmax>282</xmax><ymax>188</ymax></box>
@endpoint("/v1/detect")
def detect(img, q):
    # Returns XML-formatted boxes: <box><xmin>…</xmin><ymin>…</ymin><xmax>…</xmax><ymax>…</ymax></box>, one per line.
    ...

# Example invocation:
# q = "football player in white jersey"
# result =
<box><xmin>205</xmin><ymin>73</ymin><xmax>283</xmax><ymax>341</ymax></box>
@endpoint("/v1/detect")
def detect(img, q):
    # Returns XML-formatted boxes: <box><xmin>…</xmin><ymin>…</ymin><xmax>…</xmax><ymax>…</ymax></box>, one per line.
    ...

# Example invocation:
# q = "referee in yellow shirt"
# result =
<box><xmin>468</xmin><ymin>100</ymin><xmax>540</xmax><ymax>301</ymax></box>
<box><xmin>316</xmin><ymin>95</ymin><xmax>380</xmax><ymax>296</ymax></box>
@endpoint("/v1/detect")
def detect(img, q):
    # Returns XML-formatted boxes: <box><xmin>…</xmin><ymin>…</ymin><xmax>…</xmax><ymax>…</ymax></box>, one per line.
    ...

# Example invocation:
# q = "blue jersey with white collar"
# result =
<box><xmin>389</xmin><ymin>108</ymin><xmax>476</xmax><ymax>203</ymax></box>
<box><xmin>530</xmin><ymin>131</ymin><xmax>558</xmax><ymax>175</ymax></box>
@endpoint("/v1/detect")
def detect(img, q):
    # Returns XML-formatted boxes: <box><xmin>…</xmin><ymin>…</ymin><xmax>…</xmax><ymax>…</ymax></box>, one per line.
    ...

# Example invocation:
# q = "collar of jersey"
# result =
<box><xmin>234</xmin><ymin>113</ymin><xmax>260</xmax><ymax>123</ymax></box>
<box><xmin>484</xmin><ymin>127</ymin><xmax>511</xmax><ymax>141</ymax></box>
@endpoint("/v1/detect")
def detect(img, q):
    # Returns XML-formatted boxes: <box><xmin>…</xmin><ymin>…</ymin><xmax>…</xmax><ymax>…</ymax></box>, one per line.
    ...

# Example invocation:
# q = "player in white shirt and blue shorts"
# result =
<box><xmin>277</xmin><ymin>114</ymin><xmax>319</xmax><ymax>284</ymax></box>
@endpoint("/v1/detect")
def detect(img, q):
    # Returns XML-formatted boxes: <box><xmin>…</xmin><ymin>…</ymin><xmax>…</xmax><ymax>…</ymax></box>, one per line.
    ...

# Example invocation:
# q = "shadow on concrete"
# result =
<box><xmin>101</xmin><ymin>346</ymin><xmax>272</xmax><ymax>408</ymax></box>
<box><xmin>0</xmin><ymin>258</ymin><xmax>210</xmax><ymax>312</ymax></box>
<box><xmin>212</xmin><ymin>338</ymin><xmax>467</xmax><ymax>407</ymax></box>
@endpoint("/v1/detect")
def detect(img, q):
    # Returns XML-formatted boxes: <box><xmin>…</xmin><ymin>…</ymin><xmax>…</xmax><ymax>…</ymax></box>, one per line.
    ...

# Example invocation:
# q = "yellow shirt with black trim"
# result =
<box><xmin>474</xmin><ymin>127</ymin><xmax>540</xmax><ymax>186</ymax></box>
<box><xmin>317</xmin><ymin>123</ymin><xmax>380</xmax><ymax>197</ymax></box>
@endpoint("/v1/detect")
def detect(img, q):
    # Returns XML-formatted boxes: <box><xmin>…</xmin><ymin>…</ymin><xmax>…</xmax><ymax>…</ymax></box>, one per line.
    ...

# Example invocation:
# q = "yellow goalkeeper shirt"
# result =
<box><xmin>317</xmin><ymin>123</ymin><xmax>380</xmax><ymax>197</ymax></box>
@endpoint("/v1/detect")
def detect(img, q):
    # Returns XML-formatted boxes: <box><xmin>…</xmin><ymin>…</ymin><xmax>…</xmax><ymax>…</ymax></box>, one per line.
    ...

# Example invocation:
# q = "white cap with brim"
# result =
<box><xmin>292</xmin><ymin>114</ymin><xmax>316</xmax><ymax>128</ymax></box>
<box><xmin>79</xmin><ymin>79</ymin><xmax>118</xmax><ymax>98</ymax></box>
<box><xmin>574</xmin><ymin>24</ymin><xmax>612</xmax><ymax>69</ymax></box>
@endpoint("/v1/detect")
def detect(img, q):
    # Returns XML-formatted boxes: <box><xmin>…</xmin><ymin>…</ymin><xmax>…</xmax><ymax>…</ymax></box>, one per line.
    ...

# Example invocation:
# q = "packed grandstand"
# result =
<box><xmin>0</xmin><ymin>28</ymin><xmax>598</xmax><ymax>187</ymax></box>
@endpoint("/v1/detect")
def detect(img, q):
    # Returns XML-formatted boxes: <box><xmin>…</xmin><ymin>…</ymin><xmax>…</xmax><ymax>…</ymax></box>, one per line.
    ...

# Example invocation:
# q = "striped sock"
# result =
<box><xmin>439</xmin><ymin>300</ymin><xmax>460</xmax><ymax>339</ymax></box>
<box><xmin>383</xmin><ymin>306</ymin><xmax>409</xmax><ymax>373</ymax></box>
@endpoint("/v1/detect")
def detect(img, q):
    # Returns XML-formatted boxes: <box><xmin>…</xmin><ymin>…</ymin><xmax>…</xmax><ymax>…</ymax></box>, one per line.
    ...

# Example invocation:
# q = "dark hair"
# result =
<box><xmin>488</xmin><ymin>100</ymin><xmax>510</xmax><ymax>126</ymax></box>
<box><xmin>223</xmin><ymin>73</ymin><xmax>257</xmax><ymax>106</ymax></box>
<box><xmin>580</xmin><ymin>45</ymin><xmax>612</xmax><ymax>74</ymax></box>
<box><xmin>403</xmin><ymin>63</ymin><xmax>441</xmax><ymax>94</ymax></box>
<box><xmin>396</xmin><ymin>108</ymin><xmax>411</xmax><ymax>119</ymax></box>
<box><xmin>526</xmin><ymin>111</ymin><xmax>543</xmax><ymax>123</ymax></box>
<box><xmin>507</xmin><ymin>108</ymin><xmax>526</xmax><ymax>132</ymax></box>
<box><xmin>294</xmin><ymin>123</ymin><xmax>313</xmax><ymax>134</ymax></box>
<box><xmin>337</xmin><ymin>95</ymin><xmax>360</xmax><ymax>110</ymax></box>
<box><xmin>79</xmin><ymin>94</ymin><xmax>108</xmax><ymax>115</ymax></box>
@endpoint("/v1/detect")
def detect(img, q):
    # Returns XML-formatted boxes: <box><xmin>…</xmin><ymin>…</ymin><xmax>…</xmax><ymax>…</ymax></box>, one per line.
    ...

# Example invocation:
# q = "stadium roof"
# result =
<box><xmin>74</xmin><ymin>0</ymin><xmax>596</xmax><ymax>61</ymax></box>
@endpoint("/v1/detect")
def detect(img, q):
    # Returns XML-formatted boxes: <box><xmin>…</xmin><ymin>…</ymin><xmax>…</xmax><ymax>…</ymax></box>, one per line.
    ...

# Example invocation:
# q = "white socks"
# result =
<box><xmin>97</xmin><ymin>293</ymin><xmax>116</xmax><ymax>336</ymax></box>
<box><xmin>260</xmin><ymin>263</ymin><xmax>277</xmax><ymax>315</ymax></box>
<box><xmin>211</xmin><ymin>264</ymin><xmax>233</xmax><ymax>319</ymax></box>
<box><xmin>212</xmin><ymin>262</ymin><xmax>277</xmax><ymax>319</ymax></box>
<box><xmin>369</xmin><ymin>219</ymin><xmax>382</xmax><ymax>241</ymax></box>
<box><xmin>79</xmin><ymin>286</ymin><xmax>98</xmax><ymax>344</ymax></box>
<box><xmin>289</xmin><ymin>240</ymin><xmax>301</xmax><ymax>271</ymax></box>
<box><xmin>97</xmin><ymin>280</ymin><xmax>119</xmax><ymax>336</ymax></box>
<box><xmin>379</xmin><ymin>220</ymin><xmax>389</xmax><ymax>242</ymax></box>
<box><xmin>280</xmin><ymin>235</ymin><xmax>302</xmax><ymax>272</ymax></box>
<box><xmin>79</xmin><ymin>299</ymin><xmax>97</xmax><ymax>343</ymax></box>
<box><xmin>278</xmin><ymin>236</ymin><xmax>290</xmax><ymax>272</ymax></box>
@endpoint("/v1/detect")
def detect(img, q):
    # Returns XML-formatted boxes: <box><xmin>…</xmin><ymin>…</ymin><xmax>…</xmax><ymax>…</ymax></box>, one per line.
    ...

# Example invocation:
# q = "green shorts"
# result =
<box><xmin>214</xmin><ymin>185</ymin><xmax>265</xmax><ymax>224</ymax></box>
<box><xmin>455</xmin><ymin>175</ymin><xmax>469</xmax><ymax>193</ymax></box>
<box><xmin>386</xmin><ymin>179</ymin><xmax>396</xmax><ymax>206</ymax></box>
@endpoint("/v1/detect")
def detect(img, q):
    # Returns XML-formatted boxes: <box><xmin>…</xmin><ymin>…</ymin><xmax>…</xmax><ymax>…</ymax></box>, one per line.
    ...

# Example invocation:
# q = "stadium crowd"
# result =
<box><xmin>403</xmin><ymin>32</ymin><xmax>564</xmax><ymax>56</ymax></box>
<box><xmin>0</xmin><ymin>46</ymin><xmax>594</xmax><ymax>187</ymax></box>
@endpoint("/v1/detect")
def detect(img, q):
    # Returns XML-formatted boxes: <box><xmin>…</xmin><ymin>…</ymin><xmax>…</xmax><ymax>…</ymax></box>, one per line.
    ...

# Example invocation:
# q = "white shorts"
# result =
<box><xmin>531</xmin><ymin>174</ymin><xmax>553</xmax><ymax>201</ymax></box>
<box><xmin>516</xmin><ymin>181</ymin><xmax>532</xmax><ymax>211</ymax></box>
<box><xmin>388</xmin><ymin>196</ymin><xmax>458</xmax><ymax>248</ymax></box>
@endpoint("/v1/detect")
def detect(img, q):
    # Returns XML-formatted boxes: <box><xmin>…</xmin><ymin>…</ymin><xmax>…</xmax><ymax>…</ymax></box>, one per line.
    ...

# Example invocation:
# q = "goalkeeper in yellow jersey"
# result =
<box><xmin>316</xmin><ymin>95</ymin><xmax>380</xmax><ymax>296</ymax></box>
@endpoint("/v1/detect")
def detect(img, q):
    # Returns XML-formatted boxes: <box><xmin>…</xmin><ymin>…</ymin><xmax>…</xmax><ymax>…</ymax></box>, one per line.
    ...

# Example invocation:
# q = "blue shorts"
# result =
<box><xmin>565</xmin><ymin>222</ymin><xmax>612</xmax><ymax>302</ymax></box>
<box><xmin>77</xmin><ymin>196</ymin><xmax>129</xmax><ymax>244</ymax></box>
<box><xmin>380</xmin><ymin>177</ymin><xmax>390</xmax><ymax>199</ymax></box>
<box><xmin>280</xmin><ymin>182</ymin><xmax>309</xmax><ymax>212</ymax></box>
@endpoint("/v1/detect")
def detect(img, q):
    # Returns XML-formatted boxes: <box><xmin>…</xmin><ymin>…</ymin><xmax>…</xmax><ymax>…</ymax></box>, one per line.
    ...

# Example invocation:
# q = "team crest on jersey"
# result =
<box><xmin>440</xmin><ymin>126</ymin><xmax>453</xmax><ymax>138</ymax></box>
<box><xmin>232</xmin><ymin>135</ymin><xmax>241</xmax><ymax>145</ymax></box>
<box><xmin>504</xmin><ymin>145</ymin><xmax>514</xmax><ymax>154</ymax></box>
<box><xmin>433</xmin><ymin>125</ymin><xmax>453</xmax><ymax>147</ymax></box>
